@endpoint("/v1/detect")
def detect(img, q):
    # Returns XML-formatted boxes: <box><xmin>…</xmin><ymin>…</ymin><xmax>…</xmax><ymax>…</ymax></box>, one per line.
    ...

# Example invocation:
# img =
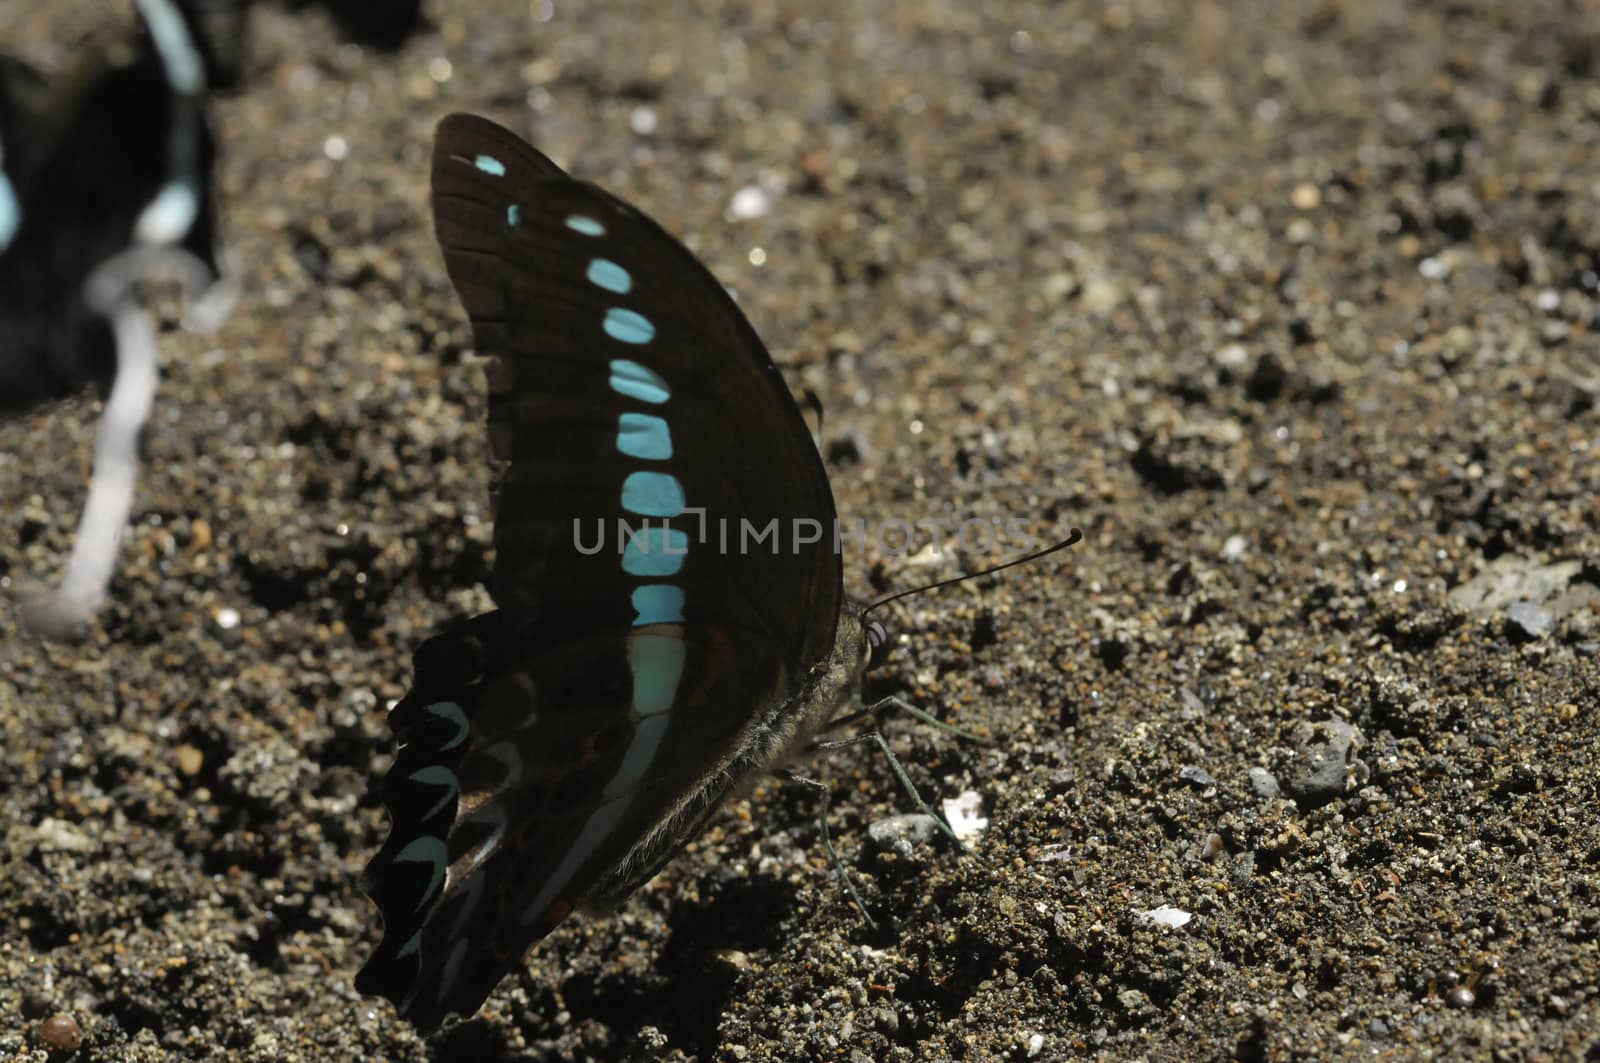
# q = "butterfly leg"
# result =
<box><xmin>820</xmin><ymin>694</ymin><xmax>988</xmax><ymax>745</ymax></box>
<box><xmin>774</xmin><ymin>768</ymin><xmax>878</xmax><ymax>929</ymax></box>
<box><xmin>864</xmin><ymin>694</ymin><xmax>990</xmax><ymax>744</ymax></box>
<box><xmin>808</xmin><ymin>729</ymin><xmax>965</xmax><ymax>851</ymax></box>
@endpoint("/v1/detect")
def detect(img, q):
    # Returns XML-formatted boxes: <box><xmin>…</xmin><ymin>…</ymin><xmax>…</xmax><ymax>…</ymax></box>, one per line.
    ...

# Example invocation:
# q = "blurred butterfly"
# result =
<box><xmin>358</xmin><ymin>115</ymin><xmax>891</xmax><ymax>1030</ymax></box>
<box><xmin>2</xmin><ymin>0</ymin><xmax>428</xmax><ymax>636</ymax></box>
<box><xmin>1</xmin><ymin>0</ymin><xmax>226</xmax><ymax>635</ymax></box>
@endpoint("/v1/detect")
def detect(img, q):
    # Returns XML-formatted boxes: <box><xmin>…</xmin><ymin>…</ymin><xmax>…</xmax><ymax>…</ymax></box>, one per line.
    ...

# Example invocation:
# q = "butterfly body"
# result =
<box><xmin>360</xmin><ymin>115</ymin><xmax>866</xmax><ymax>1030</ymax></box>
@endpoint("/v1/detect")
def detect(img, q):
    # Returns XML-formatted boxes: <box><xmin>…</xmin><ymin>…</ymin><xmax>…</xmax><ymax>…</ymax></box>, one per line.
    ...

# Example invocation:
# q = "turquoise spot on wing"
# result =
<box><xmin>586</xmin><ymin>258</ymin><xmax>632</xmax><ymax>294</ymax></box>
<box><xmin>616</xmin><ymin>412</ymin><xmax>672</xmax><ymax>460</ymax></box>
<box><xmin>0</xmin><ymin>137</ymin><xmax>18</xmax><ymax>250</ymax></box>
<box><xmin>474</xmin><ymin>154</ymin><xmax>506</xmax><ymax>176</ymax></box>
<box><xmin>621</xmin><ymin>471</ymin><xmax>685</xmax><ymax>517</ymax></box>
<box><xmin>395</xmin><ymin>836</ymin><xmax>449</xmax><ymax>910</ymax></box>
<box><xmin>603</xmin><ymin>714</ymin><xmax>672</xmax><ymax>799</ymax></box>
<box><xmin>604</xmin><ymin>307</ymin><xmax>655</xmax><ymax>345</ymax></box>
<box><xmin>566</xmin><ymin>214</ymin><xmax>605</xmax><ymax>236</ymax></box>
<box><xmin>137</xmin><ymin>0</ymin><xmax>205</xmax><ymax>92</ymax></box>
<box><xmin>608</xmin><ymin>359</ymin><xmax>669</xmax><ymax>404</ymax></box>
<box><xmin>135</xmin><ymin>181</ymin><xmax>199</xmax><ymax>244</ymax></box>
<box><xmin>621</xmin><ymin>527</ymin><xmax>688</xmax><ymax>577</ymax></box>
<box><xmin>0</xmin><ymin>173</ymin><xmax>17</xmax><ymax>250</ymax></box>
<box><xmin>424</xmin><ymin>701</ymin><xmax>470</xmax><ymax>751</ymax></box>
<box><xmin>631</xmin><ymin>584</ymin><xmax>685</xmax><ymax>626</ymax></box>
<box><xmin>507</xmin><ymin>204</ymin><xmax>520</xmax><ymax>227</ymax></box>
<box><xmin>396</xmin><ymin>932</ymin><xmax>421</xmax><ymax>960</ymax></box>
<box><xmin>626</xmin><ymin>634</ymin><xmax>686</xmax><ymax>716</ymax></box>
<box><xmin>407</xmin><ymin>764</ymin><xmax>460</xmax><ymax>822</ymax></box>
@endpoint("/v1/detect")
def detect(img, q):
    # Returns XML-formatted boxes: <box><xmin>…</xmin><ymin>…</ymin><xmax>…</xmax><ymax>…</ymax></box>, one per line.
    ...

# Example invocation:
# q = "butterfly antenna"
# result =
<box><xmin>864</xmin><ymin>526</ymin><xmax>1083</xmax><ymax>615</ymax></box>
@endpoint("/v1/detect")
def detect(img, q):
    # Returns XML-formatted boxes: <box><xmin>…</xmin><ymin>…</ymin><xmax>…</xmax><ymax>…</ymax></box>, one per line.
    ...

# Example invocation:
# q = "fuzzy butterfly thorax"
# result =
<box><xmin>359</xmin><ymin>114</ymin><xmax>864</xmax><ymax>1030</ymax></box>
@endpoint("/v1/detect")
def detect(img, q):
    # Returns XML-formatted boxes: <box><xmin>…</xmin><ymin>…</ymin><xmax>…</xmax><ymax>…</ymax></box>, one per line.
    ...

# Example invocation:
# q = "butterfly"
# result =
<box><xmin>357</xmin><ymin>114</ymin><xmax>898</xmax><ymax>1030</ymax></box>
<box><xmin>0</xmin><ymin>0</ymin><xmax>222</xmax><ymax>416</ymax></box>
<box><xmin>1</xmin><ymin>0</ymin><xmax>226</xmax><ymax>635</ymax></box>
<box><xmin>4</xmin><ymin>0</ymin><xmax>436</xmax><ymax>636</ymax></box>
<box><xmin>0</xmin><ymin>0</ymin><xmax>427</xmax><ymax>423</ymax></box>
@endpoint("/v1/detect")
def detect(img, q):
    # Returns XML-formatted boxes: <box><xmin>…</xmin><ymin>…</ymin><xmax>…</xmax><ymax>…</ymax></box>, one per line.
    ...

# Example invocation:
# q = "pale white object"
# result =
<box><xmin>22</xmin><ymin>247</ymin><xmax>221</xmax><ymax>637</ymax></box>
<box><xmin>728</xmin><ymin>184</ymin><xmax>773</xmax><ymax>221</ymax></box>
<box><xmin>1135</xmin><ymin>904</ymin><xmax>1194</xmax><ymax>929</ymax></box>
<box><xmin>941</xmin><ymin>790</ymin><xmax>989</xmax><ymax>842</ymax></box>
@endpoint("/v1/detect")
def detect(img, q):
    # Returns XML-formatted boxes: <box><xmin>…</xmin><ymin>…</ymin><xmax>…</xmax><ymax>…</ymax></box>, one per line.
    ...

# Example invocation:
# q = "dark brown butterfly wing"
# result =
<box><xmin>359</xmin><ymin>115</ymin><xmax>847</xmax><ymax>1029</ymax></box>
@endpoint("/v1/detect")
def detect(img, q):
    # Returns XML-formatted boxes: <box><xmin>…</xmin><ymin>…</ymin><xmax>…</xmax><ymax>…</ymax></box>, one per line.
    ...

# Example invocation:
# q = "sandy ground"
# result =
<box><xmin>2</xmin><ymin>1</ymin><xmax>1598</xmax><ymax>1059</ymax></box>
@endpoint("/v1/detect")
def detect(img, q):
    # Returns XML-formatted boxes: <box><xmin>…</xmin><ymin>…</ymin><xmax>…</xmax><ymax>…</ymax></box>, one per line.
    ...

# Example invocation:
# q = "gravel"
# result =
<box><xmin>2</xmin><ymin>1</ymin><xmax>1598</xmax><ymax>1059</ymax></box>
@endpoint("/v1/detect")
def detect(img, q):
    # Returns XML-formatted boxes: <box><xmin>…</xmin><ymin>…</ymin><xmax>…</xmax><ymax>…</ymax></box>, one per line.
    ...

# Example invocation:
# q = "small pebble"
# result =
<box><xmin>728</xmin><ymin>184</ymin><xmax>773</xmax><ymax>220</ymax></box>
<box><xmin>1285</xmin><ymin>719</ymin><xmax>1361</xmax><ymax>804</ymax></box>
<box><xmin>714</xmin><ymin>948</ymin><xmax>750</xmax><ymax>971</ymax></box>
<box><xmin>1135</xmin><ymin>904</ymin><xmax>1193</xmax><ymax>929</ymax></box>
<box><xmin>1248</xmin><ymin>767</ymin><xmax>1281</xmax><ymax>799</ymax></box>
<box><xmin>867</xmin><ymin>813</ymin><xmax>941</xmax><ymax>857</ymax></box>
<box><xmin>38</xmin><ymin>1014</ymin><xmax>83</xmax><ymax>1052</ymax></box>
<box><xmin>175</xmin><ymin>744</ymin><xmax>205</xmax><ymax>777</ymax></box>
<box><xmin>1506</xmin><ymin>601</ymin><xmax>1553</xmax><ymax>640</ymax></box>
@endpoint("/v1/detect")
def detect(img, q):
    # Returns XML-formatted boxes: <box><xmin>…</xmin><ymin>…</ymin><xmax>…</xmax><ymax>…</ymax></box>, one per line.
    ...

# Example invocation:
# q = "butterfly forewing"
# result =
<box><xmin>360</xmin><ymin>115</ymin><xmax>847</xmax><ymax>1029</ymax></box>
<box><xmin>430</xmin><ymin>116</ymin><xmax>839</xmax><ymax>654</ymax></box>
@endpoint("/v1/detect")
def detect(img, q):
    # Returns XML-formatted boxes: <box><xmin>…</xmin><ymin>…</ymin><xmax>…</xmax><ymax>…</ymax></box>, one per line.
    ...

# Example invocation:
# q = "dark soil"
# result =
<box><xmin>2</xmin><ymin>1</ymin><xmax>1597</xmax><ymax>1059</ymax></box>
